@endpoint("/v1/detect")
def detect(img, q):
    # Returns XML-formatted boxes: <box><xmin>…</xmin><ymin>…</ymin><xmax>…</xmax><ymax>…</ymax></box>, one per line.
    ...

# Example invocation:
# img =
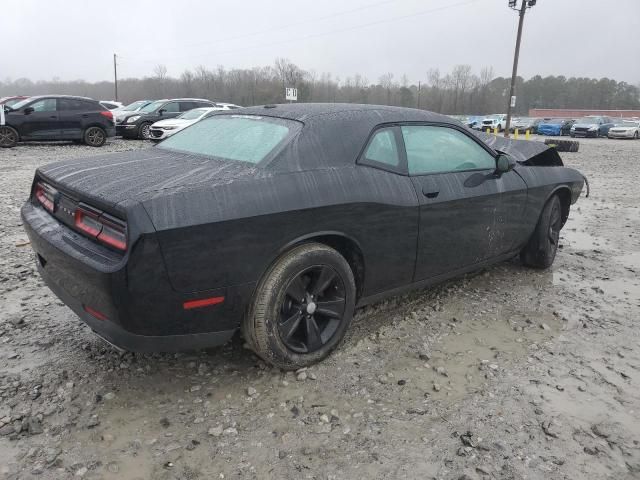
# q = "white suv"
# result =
<box><xmin>481</xmin><ymin>114</ymin><xmax>508</xmax><ymax>132</ymax></box>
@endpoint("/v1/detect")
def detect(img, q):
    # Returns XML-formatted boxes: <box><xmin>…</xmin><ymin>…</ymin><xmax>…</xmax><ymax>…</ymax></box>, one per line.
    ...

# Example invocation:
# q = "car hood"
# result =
<box><xmin>474</xmin><ymin>131</ymin><xmax>563</xmax><ymax>166</ymax></box>
<box><xmin>36</xmin><ymin>148</ymin><xmax>264</xmax><ymax>209</ymax></box>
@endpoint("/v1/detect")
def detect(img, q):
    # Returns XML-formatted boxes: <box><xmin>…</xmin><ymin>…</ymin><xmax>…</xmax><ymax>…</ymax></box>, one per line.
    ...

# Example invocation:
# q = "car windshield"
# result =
<box><xmin>544</xmin><ymin>119</ymin><xmax>565</xmax><ymax>124</ymax></box>
<box><xmin>158</xmin><ymin>115</ymin><xmax>301</xmax><ymax>164</ymax></box>
<box><xmin>122</xmin><ymin>100</ymin><xmax>149</xmax><ymax>111</ymax></box>
<box><xmin>617</xmin><ymin>121</ymin><xmax>639</xmax><ymax>127</ymax></box>
<box><xmin>487</xmin><ymin>114</ymin><xmax>503</xmax><ymax>120</ymax></box>
<box><xmin>139</xmin><ymin>100</ymin><xmax>165</xmax><ymax>113</ymax></box>
<box><xmin>4</xmin><ymin>98</ymin><xmax>25</xmax><ymax>107</ymax></box>
<box><xmin>8</xmin><ymin>98</ymin><xmax>32</xmax><ymax>110</ymax></box>
<box><xmin>576</xmin><ymin>117</ymin><xmax>599</xmax><ymax>124</ymax></box>
<box><xmin>178</xmin><ymin>108</ymin><xmax>208</xmax><ymax>120</ymax></box>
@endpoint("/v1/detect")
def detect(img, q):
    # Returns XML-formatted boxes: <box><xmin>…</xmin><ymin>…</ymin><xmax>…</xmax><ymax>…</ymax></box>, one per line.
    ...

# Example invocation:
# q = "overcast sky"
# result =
<box><xmin>5</xmin><ymin>0</ymin><xmax>640</xmax><ymax>84</ymax></box>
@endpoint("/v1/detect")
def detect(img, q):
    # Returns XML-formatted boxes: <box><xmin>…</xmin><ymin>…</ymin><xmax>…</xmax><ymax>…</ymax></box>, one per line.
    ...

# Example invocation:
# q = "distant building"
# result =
<box><xmin>529</xmin><ymin>108</ymin><xmax>640</xmax><ymax>118</ymax></box>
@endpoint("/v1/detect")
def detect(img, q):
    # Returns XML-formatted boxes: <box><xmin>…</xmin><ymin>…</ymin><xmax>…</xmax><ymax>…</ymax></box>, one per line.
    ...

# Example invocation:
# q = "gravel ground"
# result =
<box><xmin>0</xmin><ymin>136</ymin><xmax>639</xmax><ymax>480</ymax></box>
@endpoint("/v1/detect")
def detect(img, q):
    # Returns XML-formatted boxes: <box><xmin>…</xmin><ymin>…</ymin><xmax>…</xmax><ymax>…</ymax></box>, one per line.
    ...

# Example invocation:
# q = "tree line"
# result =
<box><xmin>2</xmin><ymin>59</ymin><xmax>639</xmax><ymax>115</ymax></box>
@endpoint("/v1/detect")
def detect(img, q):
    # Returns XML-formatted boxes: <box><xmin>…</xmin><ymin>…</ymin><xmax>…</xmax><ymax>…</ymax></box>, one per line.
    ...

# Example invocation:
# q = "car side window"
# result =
<box><xmin>362</xmin><ymin>128</ymin><xmax>400</xmax><ymax>168</ymax></box>
<box><xmin>402</xmin><ymin>125</ymin><xmax>495</xmax><ymax>175</ymax></box>
<box><xmin>162</xmin><ymin>102</ymin><xmax>180</xmax><ymax>113</ymax></box>
<box><xmin>179</xmin><ymin>102</ymin><xmax>197</xmax><ymax>111</ymax></box>
<box><xmin>59</xmin><ymin>99</ymin><xmax>88</xmax><ymax>111</ymax></box>
<box><xmin>29</xmin><ymin>99</ymin><xmax>56</xmax><ymax>112</ymax></box>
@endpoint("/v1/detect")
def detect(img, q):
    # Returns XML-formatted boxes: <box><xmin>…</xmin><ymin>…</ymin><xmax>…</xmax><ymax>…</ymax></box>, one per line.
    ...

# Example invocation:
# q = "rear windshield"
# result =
<box><xmin>157</xmin><ymin>115</ymin><xmax>301</xmax><ymax>164</ymax></box>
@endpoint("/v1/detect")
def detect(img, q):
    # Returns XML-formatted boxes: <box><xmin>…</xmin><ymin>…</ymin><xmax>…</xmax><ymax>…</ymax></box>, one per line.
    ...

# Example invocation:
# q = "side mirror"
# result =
<box><xmin>158</xmin><ymin>109</ymin><xmax>165</xmax><ymax>116</ymax></box>
<box><xmin>24</xmin><ymin>107</ymin><xmax>34</xmax><ymax>115</ymax></box>
<box><xmin>496</xmin><ymin>153</ymin><xmax>516</xmax><ymax>174</ymax></box>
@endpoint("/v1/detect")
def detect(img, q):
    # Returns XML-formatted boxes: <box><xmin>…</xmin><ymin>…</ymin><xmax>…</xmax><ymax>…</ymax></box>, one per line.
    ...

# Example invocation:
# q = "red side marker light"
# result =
<box><xmin>183</xmin><ymin>296</ymin><xmax>225</xmax><ymax>310</ymax></box>
<box><xmin>83</xmin><ymin>305</ymin><xmax>108</xmax><ymax>321</ymax></box>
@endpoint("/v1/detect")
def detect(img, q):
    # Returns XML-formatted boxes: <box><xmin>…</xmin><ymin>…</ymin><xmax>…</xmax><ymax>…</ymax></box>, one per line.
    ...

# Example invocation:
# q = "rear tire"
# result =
<box><xmin>0</xmin><ymin>126</ymin><xmax>19</xmax><ymax>148</ymax></box>
<box><xmin>521</xmin><ymin>195</ymin><xmax>563</xmax><ymax>269</ymax></box>
<box><xmin>634</xmin><ymin>131</ymin><xmax>638</xmax><ymax>140</ymax></box>
<box><xmin>84</xmin><ymin>127</ymin><xmax>106</xmax><ymax>147</ymax></box>
<box><xmin>243</xmin><ymin>243</ymin><xmax>356</xmax><ymax>369</ymax></box>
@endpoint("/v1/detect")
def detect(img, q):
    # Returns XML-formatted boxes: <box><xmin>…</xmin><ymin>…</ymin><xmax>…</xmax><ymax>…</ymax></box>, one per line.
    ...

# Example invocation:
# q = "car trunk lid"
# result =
<box><xmin>36</xmin><ymin>147</ymin><xmax>261</xmax><ymax>209</ymax></box>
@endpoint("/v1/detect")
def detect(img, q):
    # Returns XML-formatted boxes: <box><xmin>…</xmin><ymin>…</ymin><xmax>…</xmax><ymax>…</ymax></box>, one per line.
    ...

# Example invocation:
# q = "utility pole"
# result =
<box><xmin>113</xmin><ymin>53</ymin><xmax>118</xmax><ymax>102</ymax></box>
<box><xmin>504</xmin><ymin>0</ymin><xmax>536</xmax><ymax>138</ymax></box>
<box><xmin>417</xmin><ymin>81</ymin><xmax>421</xmax><ymax>109</ymax></box>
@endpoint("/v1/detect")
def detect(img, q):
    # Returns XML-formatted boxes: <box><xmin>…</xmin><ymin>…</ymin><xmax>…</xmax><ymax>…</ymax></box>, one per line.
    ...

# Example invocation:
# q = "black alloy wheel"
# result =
<box><xmin>0</xmin><ymin>126</ymin><xmax>18</xmax><ymax>148</ymax></box>
<box><xmin>243</xmin><ymin>242</ymin><xmax>356</xmax><ymax>369</ymax></box>
<box><xmin>547</xmin><ymin>198</ymin><xmax>562</xmax><ymax>251</ymax></box>
<box><xmin>278</xmin><ymin>265</ymin><xmax>346</xmax><ymax>354</ymax></box>
<box><xmin>521</xmin><ymin>195</ymin><xmax>564</xmax><ymax>269</ymax></box>
<box><xmin>84</xmin><ymin>127</ymin><xmax>106</xmax><ymax>147</ymax></box>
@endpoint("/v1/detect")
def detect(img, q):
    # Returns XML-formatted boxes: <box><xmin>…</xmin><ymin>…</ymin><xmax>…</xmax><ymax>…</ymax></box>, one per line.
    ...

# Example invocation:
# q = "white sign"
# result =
<box><xmin>285</xmin><ymin>87</ymin><xmax>297</xmax><ymax>101</ymax></box>
<box><xmin>510</xmin><ymin>95</ymin><xmax>517</xmax><ymax>108</ymax></box>
<box><xmin>0</xmin><ymin>105</ymin><xmax>4</xmax><ymax>126</ymax></box>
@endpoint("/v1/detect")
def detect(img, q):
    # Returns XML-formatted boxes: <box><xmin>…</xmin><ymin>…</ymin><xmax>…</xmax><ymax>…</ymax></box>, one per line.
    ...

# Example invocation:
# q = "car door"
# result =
<box><xmin>402</xmin><ymin>124</ymin><xmax>527</xmax><ymax>281</ymax></box>
<box><xmin>58</xmin><ymin>98</ymin><xmax>88</xmax><ymax>139</ymax></box>
<box><xmin>19</xmin><ymin>98</ymin><xmax>60</xmax><ymax>139</ymax></box>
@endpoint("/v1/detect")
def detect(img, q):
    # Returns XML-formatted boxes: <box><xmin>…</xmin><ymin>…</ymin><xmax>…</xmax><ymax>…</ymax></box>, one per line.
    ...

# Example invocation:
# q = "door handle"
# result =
<box><xmin>423</xmin><ymin>190</ymin><xmax>439</xmax><ymax>199</ymax></box>
<box><xmin>49</xmin><ymin>115</ymin><xmax>57</xmax><ymax>119</ymax></box>
<box><xmin>82</xmin><ymin>114</ymin><xmax>89</xmax><ymax>118</ymax></box>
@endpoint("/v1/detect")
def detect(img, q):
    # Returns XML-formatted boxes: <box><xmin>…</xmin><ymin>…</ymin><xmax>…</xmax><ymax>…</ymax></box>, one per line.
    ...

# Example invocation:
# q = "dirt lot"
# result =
<box><xmin>0</xmin><ymin>136</ymin><xmax>639</xmax><ymax>480</ymax></box>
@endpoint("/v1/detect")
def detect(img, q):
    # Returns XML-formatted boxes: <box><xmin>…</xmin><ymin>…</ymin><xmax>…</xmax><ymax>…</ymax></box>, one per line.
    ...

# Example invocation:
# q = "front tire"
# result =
<box><xmin>138</xmin><ymin>122</ymin><xmax>152</xmax><ymax>140</ymax></box>
<box><xmin>0</xmin><ymin>126</ymin><xmax>19</xmax><ymax>148</ymax></box>
<box><xmin>243</xmin><ymin>243</ymin><xmax>356</xmax><ymax>369</ymax></box>
<box><xmin>521</xmin><ymin>195</ymin><xmax>563</xmax><ymax>269</ymax></box>
<box><xmin>84</xmin><ymin>127</ymin><xmax>106</xmax><ymax>147</ymax></box>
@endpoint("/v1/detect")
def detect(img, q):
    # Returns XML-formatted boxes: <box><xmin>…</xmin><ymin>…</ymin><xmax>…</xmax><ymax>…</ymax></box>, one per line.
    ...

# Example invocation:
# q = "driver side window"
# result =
<box><xmin>402</xmin><ymin>126</ymin><xmax>496</xmax><ymax>175</ymax></box>
<box><xmin>29</xmin><ymin>99</ymin><xmax>57</xmax><ymax>112</ymax></box>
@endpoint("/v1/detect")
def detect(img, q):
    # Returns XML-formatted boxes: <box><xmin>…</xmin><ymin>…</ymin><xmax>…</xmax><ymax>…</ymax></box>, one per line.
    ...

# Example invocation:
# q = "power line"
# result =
<box><xmin>131</xmin><ymin>0</ymin><xmax>481</xmax><ymax>67</ymax></box>
<box><xmin>133</xmin><ymin>0</ymin><xmax>402</xmax><ymax>57</ymax></box>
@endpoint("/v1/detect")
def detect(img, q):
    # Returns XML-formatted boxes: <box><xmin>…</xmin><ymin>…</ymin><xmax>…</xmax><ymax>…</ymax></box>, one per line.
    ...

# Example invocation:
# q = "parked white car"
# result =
<box><xmin>607</xmin><ymin>120</ymin><xmax>640</xmax><ymax>139</ymax></box>
<box><xmin>481</xmin><ymin>114</ymin><xmax>508</xmax><ymax>132</ymax></box>
<box><xmin>112</xmin><ymin>100</ymin><xmax>154</xmax><ymax>125</ymax></box>
<box><xmin>149</xmin><ymin>107</ymin><xmax>223</xmax><ymax>141</ymax></box>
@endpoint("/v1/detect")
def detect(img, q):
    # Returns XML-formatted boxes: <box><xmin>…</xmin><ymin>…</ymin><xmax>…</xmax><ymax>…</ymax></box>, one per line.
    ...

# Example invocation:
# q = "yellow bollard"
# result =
<box><xmin>514</xmin><ymin>128</ymin><xmax>519</xmax><ymax>139</ymax></box>
<box><xmin>525</xmin><ymin>129</ymin><xmax>530</xmax><ymax>140</ymax></box>
<box><xmin>486</xmin><ymin>128</ymin><xmax>491</xmax><ymax>134</ymax></box>
<box><xmin>493</xmin><ymin>127</ymin><xmax>498</xmax><ymax>135</ymax></box>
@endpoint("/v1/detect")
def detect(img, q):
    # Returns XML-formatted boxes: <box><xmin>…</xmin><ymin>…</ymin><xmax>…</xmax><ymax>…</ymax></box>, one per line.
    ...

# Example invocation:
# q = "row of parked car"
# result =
<box><xmin>0</xmin><ymin>95</ymin><xmax>241</xmax><ymax>148</ymax></box>
<box><xmin>459</xmin><ymin>113</ymin><xmax>640</xmax><ymax>139</ymax></box>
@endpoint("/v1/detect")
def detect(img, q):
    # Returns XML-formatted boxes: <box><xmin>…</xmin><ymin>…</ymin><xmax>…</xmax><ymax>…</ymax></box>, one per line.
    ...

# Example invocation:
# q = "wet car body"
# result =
<box><xmin>570</xmin><ymin>116</ymin><xmax>615</xmax><ymax>138</ymax></box>
<box><xmin>21</xmin><ymin>104</ymin><xmax>584</xmax><ymax>353</ymax></box>
<box><xmin>537</xmin><ymin>118</ymin><xmax>574</xmax><ymax>136</ymax></box>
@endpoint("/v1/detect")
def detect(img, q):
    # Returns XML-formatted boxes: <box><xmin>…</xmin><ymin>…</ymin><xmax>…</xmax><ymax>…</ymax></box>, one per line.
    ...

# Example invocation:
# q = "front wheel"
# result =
<box><xmin>0</xmin><ymin>126</ymin><xmax>19</xmax><ymax>148</ymax></box>
<box><xmin>521</xmin><ymin>195</ymin><xmax>563</xmax><ymax>269</ymax></box>
<box><xmin>138</xmin><ymin>122</ymin><xmax>152</xmax><ymax>140</ymax></box>
<box><xmin>243</xmin><ymin>243</ymin><xmax>356</xmax><ymax>369</ymax></box>
<box><xmin>634</xmin><ymin>131</ymin><xmax>639</xmax><ymax>140</ymax></box>
<box><xmin>84</xmin><ymin>127</ymin><xmax>106</xmax><ymax>147</ymax></box>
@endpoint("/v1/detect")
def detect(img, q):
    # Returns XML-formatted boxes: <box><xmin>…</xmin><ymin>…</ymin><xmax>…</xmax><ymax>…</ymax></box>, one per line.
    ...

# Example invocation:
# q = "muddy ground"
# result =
<box><xmin>0</xmin><ymin>136</ymin><xmax>638</xmax><ymax>480</ymax></box>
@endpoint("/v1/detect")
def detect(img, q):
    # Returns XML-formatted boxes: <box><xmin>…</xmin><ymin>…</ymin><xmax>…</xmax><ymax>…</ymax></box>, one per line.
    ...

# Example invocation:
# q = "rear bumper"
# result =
<box><xmin>21</xmin><ymin>201</ymin><xmax>249</xmax><ymax>352</ymax></box>
<box><xmin>40</xmin><ymin>263</ymin><xmax>234</xmax><ymax>352</ymax></box>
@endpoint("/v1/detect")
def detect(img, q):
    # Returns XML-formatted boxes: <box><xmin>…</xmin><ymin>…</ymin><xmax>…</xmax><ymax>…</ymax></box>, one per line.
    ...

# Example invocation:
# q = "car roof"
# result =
<box><xmin>211</xmin><ymin>103</ymin><xmax>456</xmax><ymax>171</ymax></box>
<box><xmin>25</xmin><ymin>95</ymin><xmax>95</xmax><ymax>101</ymax></box>
<box><xmin>235</xmin><ymin>103</ymin><xmax>452</xmax><ymax>124</ymax></box>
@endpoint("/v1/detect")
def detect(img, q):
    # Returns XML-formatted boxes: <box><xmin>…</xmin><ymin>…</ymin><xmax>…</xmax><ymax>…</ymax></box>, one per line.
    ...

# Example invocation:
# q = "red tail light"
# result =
<box><xmin>100</xmin><ymin>110</ymin><xmax>113</xmax><ymax>121</ymax></box>
<box><xmin>74</xmin><ymin>204</ymin><xmax>128</xmax><ymax>251</ymax></box>
<box><xmin>34</xmin><ymin>182</ymin><xmax>55</xmax><ymax>212</ymax></box>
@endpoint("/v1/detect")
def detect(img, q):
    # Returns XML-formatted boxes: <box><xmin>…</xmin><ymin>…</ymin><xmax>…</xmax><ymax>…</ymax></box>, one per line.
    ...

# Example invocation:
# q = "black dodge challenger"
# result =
<box><xmin>21</xmin><ymin>104</ymin><xmax>585</xmax><ymax>368</ymax></box>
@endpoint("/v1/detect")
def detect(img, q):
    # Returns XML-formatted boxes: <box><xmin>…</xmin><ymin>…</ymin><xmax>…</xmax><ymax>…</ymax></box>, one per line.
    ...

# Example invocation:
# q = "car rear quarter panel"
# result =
<box><xmin>143</xmin><ymin>165</ymin><xmax>419</xmax><ymax>297</ymax></box>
